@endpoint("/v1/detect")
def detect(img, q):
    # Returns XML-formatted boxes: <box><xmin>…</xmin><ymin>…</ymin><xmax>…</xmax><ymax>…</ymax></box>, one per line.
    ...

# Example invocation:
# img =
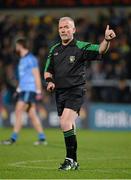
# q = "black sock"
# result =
<box><xmin>63</xmin><ymin>128</ymin><xmax>77</xmax><ymax>162</ymax></box>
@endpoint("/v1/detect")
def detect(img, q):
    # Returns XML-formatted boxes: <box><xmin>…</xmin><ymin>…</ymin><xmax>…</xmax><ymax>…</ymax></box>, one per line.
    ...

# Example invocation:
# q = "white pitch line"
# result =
<box><xmin>11</xmin><ymin>159</ymin><xmax>60</xmax><ymax>164</ymax></box>
<box><xmin>9</xmin><ymin>159</ymin><xmax>61</xmax><ymax>171</ymax></box>
<box><xmin>8</xmin><ymin>158</ymin><xmax>131</xmax><ymax>174</ymax></box>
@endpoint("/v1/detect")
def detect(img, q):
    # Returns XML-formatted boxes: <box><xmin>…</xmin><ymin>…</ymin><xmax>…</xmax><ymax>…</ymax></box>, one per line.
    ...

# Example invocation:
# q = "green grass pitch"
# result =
<box><xmin>0</xmin><ymin>128</ymin><xmax>131</xmax><ymax>179</ymax></box>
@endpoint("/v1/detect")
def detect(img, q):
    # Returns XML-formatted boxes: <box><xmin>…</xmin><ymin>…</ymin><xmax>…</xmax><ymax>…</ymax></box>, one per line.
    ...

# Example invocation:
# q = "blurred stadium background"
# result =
<box><xmin>0</xmin><ymin>1</ymin><xmax>131</xmax><ymax>179</ymax></box>
<box><xmin>0</xmin><ymin>1</ymin><xmax>131</xmax><ymax>130</ymax></box>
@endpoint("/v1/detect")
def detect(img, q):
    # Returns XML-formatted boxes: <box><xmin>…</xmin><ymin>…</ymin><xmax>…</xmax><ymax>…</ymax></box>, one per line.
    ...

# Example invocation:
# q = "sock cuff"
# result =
<box><xmin>63</xmin><ymin>129</ymin><xmax>76</xmax><ymax>137</ymax></box>
<box><xmin>38</xmin><ymin>133</ymin><xmax>46</xmax><ymax>140</ymax></box>
<box><xmin>11</xmin><ymin>132</ymin><xmax>18</xmax><ymax>141</ymax></box>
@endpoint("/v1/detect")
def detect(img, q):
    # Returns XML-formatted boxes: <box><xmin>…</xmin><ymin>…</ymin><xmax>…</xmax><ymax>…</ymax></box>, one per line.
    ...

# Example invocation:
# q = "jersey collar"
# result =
<box><xmin>61</xmin><ymin>39</ymin><xmax>76</xmax><ymax>47</ymax></box>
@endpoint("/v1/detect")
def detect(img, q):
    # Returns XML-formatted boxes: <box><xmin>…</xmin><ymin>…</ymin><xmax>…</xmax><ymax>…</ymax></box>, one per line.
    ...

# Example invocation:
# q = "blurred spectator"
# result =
<box><xmin>113</xmin><ymin>78</ymin><xmax>131</xmax><ymax>103</ymax></box>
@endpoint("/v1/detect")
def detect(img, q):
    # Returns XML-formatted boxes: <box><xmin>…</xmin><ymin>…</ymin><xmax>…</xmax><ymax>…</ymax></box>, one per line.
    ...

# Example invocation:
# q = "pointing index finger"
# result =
<box><xmin>106</xmin><ymin>25</ymin><xmax>110</xmax><ymax>30</ymax></box>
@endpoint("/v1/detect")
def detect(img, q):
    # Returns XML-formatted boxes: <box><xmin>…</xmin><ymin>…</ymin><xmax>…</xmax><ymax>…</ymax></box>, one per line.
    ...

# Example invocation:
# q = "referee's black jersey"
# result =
<box><xmin>44</xmin><ymin>39</ymin><xmax>101</xmax><ymax>89</ymax></box>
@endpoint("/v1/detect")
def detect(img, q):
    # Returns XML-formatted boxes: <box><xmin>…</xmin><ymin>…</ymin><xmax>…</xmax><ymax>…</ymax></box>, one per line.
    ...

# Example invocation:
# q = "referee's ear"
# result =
<box><xmin>73</xmin><ymin>27</ymin><xmax>76</xmax><ymax>34</ymax></box>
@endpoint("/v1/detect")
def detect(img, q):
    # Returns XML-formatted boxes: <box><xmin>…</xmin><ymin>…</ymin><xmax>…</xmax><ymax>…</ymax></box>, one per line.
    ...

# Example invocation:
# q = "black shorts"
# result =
<box><xmin>18</xmin><ymin>91</ymin><xmax>36</xmax><ymax>104</ymax></box>
<box><xmin>55</xmin><ymin>85</ymin><xmax>86</xmax><ymax>116</ymax></box>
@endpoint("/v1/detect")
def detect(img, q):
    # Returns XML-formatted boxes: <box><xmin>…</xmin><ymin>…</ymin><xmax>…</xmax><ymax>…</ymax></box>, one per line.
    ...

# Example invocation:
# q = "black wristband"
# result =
<box><xmin>45</xmin><ymin>77</ymin><xmax>53</xmax><ymax>83</ymax></box>
<box><xmin>104</xmin><ymin>38</ymin><xmax>111</xmax><ymax>42</ymax></box>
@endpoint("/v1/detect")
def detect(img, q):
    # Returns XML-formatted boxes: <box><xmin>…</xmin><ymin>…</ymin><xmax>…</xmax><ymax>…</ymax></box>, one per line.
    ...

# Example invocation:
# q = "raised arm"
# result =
<box><xmin>99</xmin><ymin>25</ymin><xmax>116</xmax><ymax>54</ymax></box>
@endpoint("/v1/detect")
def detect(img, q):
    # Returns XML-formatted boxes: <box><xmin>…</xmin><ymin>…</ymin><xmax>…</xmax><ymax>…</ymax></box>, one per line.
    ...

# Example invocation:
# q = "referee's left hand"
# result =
<box><xmin>47</xmin><ymin>82</ymin><xmax>55</xmax><ymax>92</ymax></box>
<box><xmin>105</xmin><ymin>25</ymin><xmax>116</xmax><ymax>41</ymax></box>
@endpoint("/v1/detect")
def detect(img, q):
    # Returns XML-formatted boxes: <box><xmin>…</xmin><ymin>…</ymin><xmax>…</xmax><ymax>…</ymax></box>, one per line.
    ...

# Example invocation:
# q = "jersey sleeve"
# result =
<box><xmin>28</xmin><ymin>56</ymin><xmax>38</xmax><ymax>68</ymax></box>
<box><xmin>76</xmin><ymin>41</ymin><xmax>102</xmax><ymax>61</ymax></box>
<box><xmin>44</xmin><ymin>47</ymin><xmax>54</xmax><ymax>74</ymax></box>
<box><xmin>83</xmin><ymin>43</ymin><xmax>102</xmax><ymax>61</ymax></box>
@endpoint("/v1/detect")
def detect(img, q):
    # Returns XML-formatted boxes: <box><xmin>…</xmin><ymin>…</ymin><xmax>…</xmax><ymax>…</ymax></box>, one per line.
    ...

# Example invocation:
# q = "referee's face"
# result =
<box><xmin>59</xmin><ymin>20</ymin><xmax>76</xmax><ymax>42</ymax></box>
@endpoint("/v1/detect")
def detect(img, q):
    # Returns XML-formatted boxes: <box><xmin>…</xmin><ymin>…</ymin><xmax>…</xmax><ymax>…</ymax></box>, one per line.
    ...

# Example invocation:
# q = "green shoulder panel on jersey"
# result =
<box><xmin>44</xmin><ymin>42</ymin><xmax>60</xmax><ymax>72</ymax></box>
<box><xmin>76</xmin><ymin>40</ymin><xmax>100</xmax><ymax>52</ymax></box>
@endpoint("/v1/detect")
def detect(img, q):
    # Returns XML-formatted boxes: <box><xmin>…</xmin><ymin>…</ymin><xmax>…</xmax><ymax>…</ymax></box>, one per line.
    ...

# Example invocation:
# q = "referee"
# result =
<box><xmin>44</xmin><ymin>17</ymin><xmax>116</xmax><ymax>170</ymax></box>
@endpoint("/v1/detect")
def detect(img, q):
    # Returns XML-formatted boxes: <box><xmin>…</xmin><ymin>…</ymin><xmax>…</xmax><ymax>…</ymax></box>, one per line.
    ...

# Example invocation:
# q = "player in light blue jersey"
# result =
<box><xmin>1</xmin><ymin>38</ymin><xmax>47</xmax><ymax>145</ymax></box>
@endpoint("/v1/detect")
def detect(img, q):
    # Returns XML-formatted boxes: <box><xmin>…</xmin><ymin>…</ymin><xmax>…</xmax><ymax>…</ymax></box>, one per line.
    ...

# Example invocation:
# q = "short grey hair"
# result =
<box><xmin>59</xmin><ymin>17</ymin><xmax>75</xmax><ymax>28</ymax></box>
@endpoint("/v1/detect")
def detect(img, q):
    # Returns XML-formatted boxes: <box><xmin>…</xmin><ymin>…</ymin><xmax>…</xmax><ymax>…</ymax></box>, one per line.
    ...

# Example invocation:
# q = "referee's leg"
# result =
<box><xmin>60</xmin><ymin>108</ymin><xmax>78</xmax><ymax>168</ymax></box>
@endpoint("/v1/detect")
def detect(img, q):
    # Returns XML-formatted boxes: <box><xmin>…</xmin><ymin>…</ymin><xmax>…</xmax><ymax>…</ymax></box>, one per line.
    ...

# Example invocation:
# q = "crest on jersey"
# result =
<box><xmin>54</xmin><ymin>52</ymin><xmax>58</xmax><ymax>56</ymax></box>
<box><xmin>69</xmin><ymin>56</ymin><xmax>75</xmax><ymax>63</ymax></box>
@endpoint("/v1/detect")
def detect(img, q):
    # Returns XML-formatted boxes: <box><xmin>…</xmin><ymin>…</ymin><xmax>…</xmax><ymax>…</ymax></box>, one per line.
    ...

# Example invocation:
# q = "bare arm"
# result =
<box><xmin>32</xmin><ymin>68</ymin><xmax>42</xmax><ymax>93</ymax></box>
<box><xmin>99</xmin><ymin>39</ymin><xmax>110</xmax><ymax>54</ymax></box>
<box><xmin>44</xmin><ymin>72</ymin><xmax>53</xmax><ymax>80</ymax></box>
<box><xmin>99</xmin><ymin>25</ymin><xmax>116</xmax><ymax>54</ymax></box>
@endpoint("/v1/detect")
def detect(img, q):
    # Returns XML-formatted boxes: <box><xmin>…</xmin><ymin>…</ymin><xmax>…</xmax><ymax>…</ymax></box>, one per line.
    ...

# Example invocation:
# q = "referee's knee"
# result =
<box><xmin>60</xmin><ymin>118</ymin><xmax>72</xmax><ymax>131</ymax></box>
